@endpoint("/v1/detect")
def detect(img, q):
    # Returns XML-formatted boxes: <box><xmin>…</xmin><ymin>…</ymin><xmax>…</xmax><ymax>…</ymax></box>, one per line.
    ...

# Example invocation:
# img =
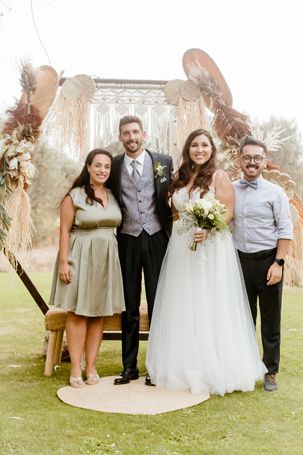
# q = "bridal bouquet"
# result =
<box><xmin>177</xmin><ymin>195</ymin><xmax>228</xmax><ymax>251</ymax></box>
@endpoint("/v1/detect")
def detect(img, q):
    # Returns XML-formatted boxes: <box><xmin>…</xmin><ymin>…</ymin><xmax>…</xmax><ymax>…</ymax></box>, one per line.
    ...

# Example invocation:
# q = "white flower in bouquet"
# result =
<box><xmin>177</xmin><ymin>195</ymin><xmax>228</xmax><ymax>251</ymax></box>
<box><xmin>196</xmin><ymin>197</ymin><xmax>212</xmax><ymax>214</ymax></box>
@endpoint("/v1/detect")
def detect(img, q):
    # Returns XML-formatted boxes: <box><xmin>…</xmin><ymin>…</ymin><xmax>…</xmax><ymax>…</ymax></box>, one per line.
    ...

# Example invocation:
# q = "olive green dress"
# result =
<box><xmin>49</xmin><ymin>187</ymin><xmax>125</xmax><ymax>316</ymax></box>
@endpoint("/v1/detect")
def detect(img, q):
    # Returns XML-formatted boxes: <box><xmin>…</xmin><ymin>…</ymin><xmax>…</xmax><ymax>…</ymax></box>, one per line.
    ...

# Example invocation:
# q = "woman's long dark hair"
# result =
<box><xmin>170</xmin><ymin>129</ymin><xmax>217</xmax><ymax>198</ymax></box>
<box><xmin>64</xmin><ymin>149</ymin><xmax>113</xmax><ymax>206</ymax></box>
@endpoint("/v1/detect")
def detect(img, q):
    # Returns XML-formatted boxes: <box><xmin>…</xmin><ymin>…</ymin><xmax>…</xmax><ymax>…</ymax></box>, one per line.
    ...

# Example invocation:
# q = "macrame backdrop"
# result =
<box><xmin>91</xmin><ymin>81</ymin><xmax>177</xmax><ymax>162</ymax></box>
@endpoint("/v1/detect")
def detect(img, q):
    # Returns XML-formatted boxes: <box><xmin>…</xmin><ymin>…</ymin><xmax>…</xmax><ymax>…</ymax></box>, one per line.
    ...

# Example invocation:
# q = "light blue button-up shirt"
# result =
<box><xmin>233</xmin><ymin>176</ymin><xmax>293</xmax><ymax>253</ymax></box>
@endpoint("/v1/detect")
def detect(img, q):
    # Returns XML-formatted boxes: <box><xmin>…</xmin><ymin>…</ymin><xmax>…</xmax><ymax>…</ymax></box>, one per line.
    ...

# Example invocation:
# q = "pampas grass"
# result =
<box><xmin>42</xmin><ymin>91</ymin><xmax>90</xmax><ymax>161</ymax></box>
<box><xmin>176</xmin><ymin>97</ymin><xmax>208</xmax><ymax>165</ymax></box>
<box><xmin>3</xmin><ymin>182</ymin><xmax>34</xmax><ymax>253</ymax></box>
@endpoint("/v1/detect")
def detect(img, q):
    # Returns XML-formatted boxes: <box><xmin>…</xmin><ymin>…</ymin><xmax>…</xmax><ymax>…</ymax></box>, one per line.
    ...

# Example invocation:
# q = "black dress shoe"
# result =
<box><xmin>145</xmin><ymin>374</ymin><xmax>155</xmax><ymax>386</ymax></box>
<box><xmin>263</xmin><ymin>373</ymin><xmax>278</xmax><ymax>392</ymax></box>
<box><xmin>114</xmin><ymin>369</ymin><xmax>139</xmax><ymax>385</ymax></box>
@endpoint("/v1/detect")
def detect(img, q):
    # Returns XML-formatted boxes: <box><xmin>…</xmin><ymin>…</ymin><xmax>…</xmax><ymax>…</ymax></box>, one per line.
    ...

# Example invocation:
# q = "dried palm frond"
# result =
<box><xmin>252</xmin><ymin>123</ymin><xmax>293</xmax><ymax>152</ymax></box>
<box><xmin>2</xmin><ymin>103</ymin><xmax>42</xmax><ymax>141</ymax></box>
<box><xmin>19</xmin><ymin>61</ymin><xmax>37</xmax><ymax>113</ymax></box>
<box><xmin>212</xmin><ymin>100</ymin><xmax>252</xmax><ymax>143</ymax></box>
<box><xmin>3</xmin><ymin>61</ymin><xmax>41</xmax><ymax>142</ymax></box>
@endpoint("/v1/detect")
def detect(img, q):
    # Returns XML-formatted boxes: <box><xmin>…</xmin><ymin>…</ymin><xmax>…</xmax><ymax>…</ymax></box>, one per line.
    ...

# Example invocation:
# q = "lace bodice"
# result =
<box><xmin>172</xmin><ymin>171</ymin><xmax>220</xmax><ymax>212</ymax></box>
<box><xmin>172</xmin><ymin>185</ymin><xmax>216</xmax><ymax>212</ymax></box>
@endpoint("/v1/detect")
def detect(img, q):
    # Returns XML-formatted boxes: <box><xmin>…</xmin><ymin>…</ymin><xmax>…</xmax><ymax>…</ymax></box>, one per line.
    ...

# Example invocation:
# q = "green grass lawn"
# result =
<box><xmin>0</xmin><ymin>272</ymin><xmax>302</xmax><ymax>455</ymax></box>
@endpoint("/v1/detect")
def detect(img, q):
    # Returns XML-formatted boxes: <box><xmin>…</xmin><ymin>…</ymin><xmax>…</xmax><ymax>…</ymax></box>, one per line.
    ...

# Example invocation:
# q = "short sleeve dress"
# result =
<box><xmin>49</xmin><ymin>187</ymin><xmax>125</xmax><ymax>317</ymax></box>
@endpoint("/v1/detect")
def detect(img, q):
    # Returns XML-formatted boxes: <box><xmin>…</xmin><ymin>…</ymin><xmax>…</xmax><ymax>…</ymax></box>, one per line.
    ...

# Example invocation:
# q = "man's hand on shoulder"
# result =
<box><xmin>267</xmin><ymin>262</ymin><xmax>283</xmax><ymax>285</ymax></box>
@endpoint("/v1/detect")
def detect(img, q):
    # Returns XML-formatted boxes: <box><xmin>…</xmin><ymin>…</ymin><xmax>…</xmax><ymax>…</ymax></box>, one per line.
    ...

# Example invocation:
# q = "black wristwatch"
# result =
<box><xmin>274</xmin><ymin>258</ymin><xmax>285</xmax><ymax>266</ymax></box>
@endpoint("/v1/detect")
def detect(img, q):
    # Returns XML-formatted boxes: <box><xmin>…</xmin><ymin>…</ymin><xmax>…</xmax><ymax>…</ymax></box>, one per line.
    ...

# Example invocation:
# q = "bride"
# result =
<box><xmin>146</xmin><ymin>129</ymin><xmax>266</xmax><ymax>396</ymax></box>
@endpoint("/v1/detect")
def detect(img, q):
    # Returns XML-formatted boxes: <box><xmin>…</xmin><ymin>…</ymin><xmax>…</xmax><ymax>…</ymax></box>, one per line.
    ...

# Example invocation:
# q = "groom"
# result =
<box><xmin>108</xmin><ymin>115</ymin><xmax>173</xmax><ymax>385</ymax></box>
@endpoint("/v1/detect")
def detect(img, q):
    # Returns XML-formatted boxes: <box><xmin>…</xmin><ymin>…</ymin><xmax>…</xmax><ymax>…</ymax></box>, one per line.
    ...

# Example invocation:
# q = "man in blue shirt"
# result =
<box><xmin>233</xmin><ymin>137</ymin><xmax>293</xmax><ymax>392</ymax></box>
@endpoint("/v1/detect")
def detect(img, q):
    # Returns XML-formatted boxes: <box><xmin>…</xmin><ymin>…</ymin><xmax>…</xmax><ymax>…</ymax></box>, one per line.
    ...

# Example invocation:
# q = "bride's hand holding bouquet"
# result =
<box><xmin>177</xmin><ymin>195</ymin><xmax>228</xmax><ymax>251</ymax></box>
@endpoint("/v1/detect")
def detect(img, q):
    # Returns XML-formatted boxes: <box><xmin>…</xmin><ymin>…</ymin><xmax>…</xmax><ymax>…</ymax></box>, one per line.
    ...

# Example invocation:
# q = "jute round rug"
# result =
<box><xmin>57</xmin><ymin>376</ymin><xmax>209</xmax><ymax>415</ymax></box>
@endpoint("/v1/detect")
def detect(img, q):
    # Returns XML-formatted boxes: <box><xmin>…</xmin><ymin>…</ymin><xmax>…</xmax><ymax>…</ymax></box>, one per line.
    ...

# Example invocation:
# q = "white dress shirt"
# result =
<box><xmin>233</xmin><ymin>176</ymin><xmax>293</xmax><ymax>253</ymax></box>
<box><xmin>124</xmin><ymin>149</ymin><xmax>146</xmax><ymax>177</ymax></box>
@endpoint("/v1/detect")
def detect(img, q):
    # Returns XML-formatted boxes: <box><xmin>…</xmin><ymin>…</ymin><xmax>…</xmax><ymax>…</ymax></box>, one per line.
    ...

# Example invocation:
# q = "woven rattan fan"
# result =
<box><xmin>74</xmin><ymin>74</ymin><xmax>96</xmax><ymax>100</ymax></box>
<box><xmin>21</xmin><ymin>65</ymin><xmax>59</xmax><ymax>120</ymax></box>
<box><xmin>182</xmin><ymin>48</ymin><xmax>233</xmax><ymax>110</ymax></box>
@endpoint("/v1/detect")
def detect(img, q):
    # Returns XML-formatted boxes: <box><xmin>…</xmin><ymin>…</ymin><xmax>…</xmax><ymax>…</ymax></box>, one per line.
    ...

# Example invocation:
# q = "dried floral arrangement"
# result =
<box><xmin>0</xmin><ymin>62</ymin><xmax>59</xmax><ymax>255</ymax></box>
<box><xmin>0</xmin><ymin>62</ymin><xmax>42</xmax><ymax>252</ymax></box>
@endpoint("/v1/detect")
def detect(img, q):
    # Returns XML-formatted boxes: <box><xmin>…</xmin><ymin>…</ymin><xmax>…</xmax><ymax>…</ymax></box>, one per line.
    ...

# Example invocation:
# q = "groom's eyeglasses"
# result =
<box><xmin>241</xmin><ymin>155</ymin><xmax>265</xmax><ymax>164</ymax></box>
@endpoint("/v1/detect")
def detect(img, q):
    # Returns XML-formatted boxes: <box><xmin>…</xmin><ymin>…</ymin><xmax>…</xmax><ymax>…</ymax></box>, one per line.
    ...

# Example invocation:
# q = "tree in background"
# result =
<box><xmin>29</xmin><ymin>143</ymin><xmax>81</xmax><ymax>245</ymax></box>
<box><xmin>259</xmin><ymin>117</ymin><xmax>303</xmax><ymax>198</ymax></box>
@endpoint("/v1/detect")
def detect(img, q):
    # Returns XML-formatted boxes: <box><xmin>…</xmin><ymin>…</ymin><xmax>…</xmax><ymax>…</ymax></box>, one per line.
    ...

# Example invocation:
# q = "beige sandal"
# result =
<box><xmin>85</xmin><ymin>372</ymin><xmax>100</xmax><ymax>385</ymax></box>
<box><xmin>69</xmin><ymin>376</ymin><xmax>85</xmax><ymax>388</ymax></box>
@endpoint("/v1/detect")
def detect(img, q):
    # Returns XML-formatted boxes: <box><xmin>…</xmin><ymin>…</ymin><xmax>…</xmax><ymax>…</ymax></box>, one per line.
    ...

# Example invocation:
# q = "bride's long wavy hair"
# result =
<box><xmin>170</xmin><ymin>129</ymin><xmax>217</xmax><ymax>198</ymax></box>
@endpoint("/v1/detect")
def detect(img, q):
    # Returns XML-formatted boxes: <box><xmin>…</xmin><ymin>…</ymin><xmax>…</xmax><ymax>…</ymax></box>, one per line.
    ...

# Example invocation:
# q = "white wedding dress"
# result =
<box><xmin>146</xmin><ymin>184</ymin><xmax>267</xmax><ymax>396</ymax></box>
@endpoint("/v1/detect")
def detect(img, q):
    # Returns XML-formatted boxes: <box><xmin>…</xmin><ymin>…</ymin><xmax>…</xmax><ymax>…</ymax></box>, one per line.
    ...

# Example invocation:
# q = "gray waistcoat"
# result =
<box><xmin>120</xmin><ymin>153</ymin><xmax>162</xmax><ymax>237</ymax></box>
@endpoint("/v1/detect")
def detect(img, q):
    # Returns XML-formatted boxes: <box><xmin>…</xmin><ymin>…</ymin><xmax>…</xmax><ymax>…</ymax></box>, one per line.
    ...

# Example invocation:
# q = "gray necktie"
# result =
<box><xmin>130</xmin><ymin>160</ymin><xmax>141</xmax><ymax>186</ymax></box>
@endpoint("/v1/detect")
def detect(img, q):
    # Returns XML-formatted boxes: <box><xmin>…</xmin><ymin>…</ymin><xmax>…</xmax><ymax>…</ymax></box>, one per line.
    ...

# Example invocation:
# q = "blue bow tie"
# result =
<box><xmin>240</xmin><ymin>179</ymin><xmax>258</xmax><ymax>189</ymax></box>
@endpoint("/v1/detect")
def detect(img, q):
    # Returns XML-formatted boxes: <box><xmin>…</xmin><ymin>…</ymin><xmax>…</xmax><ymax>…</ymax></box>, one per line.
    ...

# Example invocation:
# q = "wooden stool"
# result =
<box><xmin>44</xmin><ymin>303</ymin><xmax>150</xmax><ymax>376</ymax></box>
<box><xmin>44</xmin><ymin>308</ymin><xmax>68</xmax><ymax>376</ymax></box>
<box><xmin>103</xmin><ymin>301</ymin><xmax>149</xmax><ymax>340</ymax></box>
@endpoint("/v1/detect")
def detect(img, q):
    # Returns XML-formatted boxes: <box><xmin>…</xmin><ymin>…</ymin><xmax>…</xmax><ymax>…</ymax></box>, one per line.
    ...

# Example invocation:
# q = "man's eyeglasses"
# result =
<box><xmin>241</xmin><ymin>155</ymin><xmax>265</xmax><ymax>164</ymax></box>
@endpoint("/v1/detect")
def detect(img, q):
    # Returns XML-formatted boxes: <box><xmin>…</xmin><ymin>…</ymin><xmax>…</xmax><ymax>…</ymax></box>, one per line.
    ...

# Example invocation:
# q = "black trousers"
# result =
<box><xmin>118</xmin><ymin>230</ymin><xmax>168</xmax><ymax>370</ymax></box>
<box><xmin>238</xmin><ymin>249</ymin><xmax>283</xmax><ymax>374</ymax></box>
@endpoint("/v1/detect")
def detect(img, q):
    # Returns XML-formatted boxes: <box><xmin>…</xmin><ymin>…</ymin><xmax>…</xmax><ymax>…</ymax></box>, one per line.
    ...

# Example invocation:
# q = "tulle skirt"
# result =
<box><xmin>146</xmin><ymin>224</ymin><xmax>267</xmax><ymax>396</ymax></box>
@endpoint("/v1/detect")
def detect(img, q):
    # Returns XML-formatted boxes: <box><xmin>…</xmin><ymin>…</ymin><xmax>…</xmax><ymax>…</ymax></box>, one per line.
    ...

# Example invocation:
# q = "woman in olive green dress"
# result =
<box><xmin>50</xmin><ymin>149</ymin><xmax>125</xmax><ymax>387</ymax></box>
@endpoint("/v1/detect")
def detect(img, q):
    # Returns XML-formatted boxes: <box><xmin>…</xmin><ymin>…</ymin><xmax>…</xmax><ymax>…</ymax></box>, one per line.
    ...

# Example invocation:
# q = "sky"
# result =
<box><xmin>1</xmin><ymin>0</ymin><xmax>303</xmax><ymax>136</ymax></box>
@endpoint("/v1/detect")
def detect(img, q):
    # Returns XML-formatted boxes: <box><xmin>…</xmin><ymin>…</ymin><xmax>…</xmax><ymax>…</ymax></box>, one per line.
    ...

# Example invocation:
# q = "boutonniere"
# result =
<box><xmin>153</xmin><ymin>162</ymin><xmax>167</xmax><ymax>179</ymax></box>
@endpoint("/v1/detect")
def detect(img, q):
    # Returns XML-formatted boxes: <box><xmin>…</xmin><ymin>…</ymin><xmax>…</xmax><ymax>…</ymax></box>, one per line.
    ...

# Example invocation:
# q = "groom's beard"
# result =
<box><xmin>123</xmin><ymin>140</ymin><xmax>143</xmax><ymax>154</ymax></box>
